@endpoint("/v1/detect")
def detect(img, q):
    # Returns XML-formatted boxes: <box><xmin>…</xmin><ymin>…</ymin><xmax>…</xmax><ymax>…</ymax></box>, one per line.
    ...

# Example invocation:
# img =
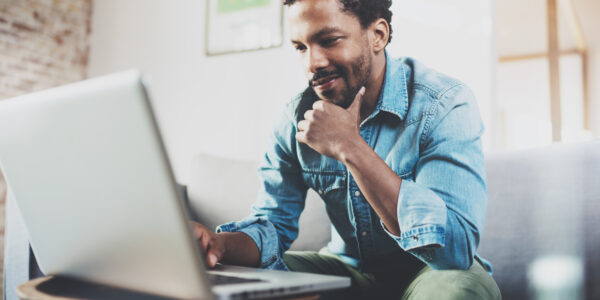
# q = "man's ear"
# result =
<box><xmin>370</xmin><ymin>18</ymin><xmax>390</xmax><ymax>53</ymax></box>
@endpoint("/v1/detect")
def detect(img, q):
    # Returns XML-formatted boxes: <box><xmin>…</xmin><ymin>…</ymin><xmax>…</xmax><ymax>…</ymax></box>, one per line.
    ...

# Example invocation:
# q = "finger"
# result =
<box><xmin>304</xmin><ymin>109</ymin><xmax>314</xmax><ymax>121</ymax></box>
<box><xmin>192</xmin><ymin>223</ymin><xmax>204</xmax><ymax>238</ymax></box>
<box><xmin>295</xmin><ymin>131</ymin><xmax>307</xmax><ymax>144</ymax></box>
<box><xmin>297</xmin><ymin>120</ymin><xmax>309</xmax><ymax>132</ymax></box>
<box><xmin>208</xmin><ymin>253</ymin><xmax>219</xmax><ymax>268</ymax></box>
<box><xmin>201</xmin><ymin>233</ymin><xmax>211</xmax><ymax>251</ymax></box>
<box><xmin>347</xmin><ymin>86</ymin><xmax>366</xmax><ymax>115</ymax></box>
<box><xmin>206</xmin><ymin>239</ymin><xmax>225</xmax><ymax>267</ymax></box>
<box><xmin>192</xmin><ymin>224</ymin><xmax>211</xmax><ymax>251</ymax></box>
<box><xmin>195</xmin><ymin>229</ymin><xmax>210</xmax><ymax>252</ymax></box>
<box><xmin>312</xmin><ymin>100</ymin><xmax>325</xmax><ymax>111</ymax></box>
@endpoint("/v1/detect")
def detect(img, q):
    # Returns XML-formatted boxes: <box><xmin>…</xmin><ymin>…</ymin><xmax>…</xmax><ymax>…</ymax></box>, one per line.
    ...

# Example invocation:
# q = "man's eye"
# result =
<box><xmin>322</xmin><ymin>37</ymin><xmax>341</xmax><ymax>46</ymax></box>
<box><xmin>294</xmin><ymin>45</ymin><xmax>307</xmax><ymax>52</ymax></box>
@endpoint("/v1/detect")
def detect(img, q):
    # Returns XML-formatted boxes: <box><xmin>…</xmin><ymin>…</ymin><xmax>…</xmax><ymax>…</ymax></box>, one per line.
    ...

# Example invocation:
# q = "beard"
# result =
<box><xmin>309</xmin><ymin>51</ymin><xmax>372</xmax><ymax>108</ymax></box>
<box><xmin>339</xmin><ymin>54</ymin><xmax>371</xmax><ymax>108</ymax></box>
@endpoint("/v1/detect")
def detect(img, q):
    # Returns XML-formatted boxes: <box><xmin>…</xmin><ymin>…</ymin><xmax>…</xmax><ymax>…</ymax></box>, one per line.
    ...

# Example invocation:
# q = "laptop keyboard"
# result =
<box><xmin>209</xmin><ymin>274</ymin><xmax>266</xmax><ymax>286</ymax></box>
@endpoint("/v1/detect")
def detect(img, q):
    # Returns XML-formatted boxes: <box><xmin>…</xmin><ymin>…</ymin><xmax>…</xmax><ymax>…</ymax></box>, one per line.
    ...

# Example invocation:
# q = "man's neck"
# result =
<box><xmin>360</xmin><ymin>53</ymin><xmax>387</xmax><ymax>123</ymax></box>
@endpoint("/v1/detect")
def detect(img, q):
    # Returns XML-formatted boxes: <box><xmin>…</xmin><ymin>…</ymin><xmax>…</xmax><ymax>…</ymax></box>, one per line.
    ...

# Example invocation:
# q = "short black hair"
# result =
<box><xmin>283</xmin><ymin>0</ymin><xmax>393</xmax><ymax>44</ymax></box>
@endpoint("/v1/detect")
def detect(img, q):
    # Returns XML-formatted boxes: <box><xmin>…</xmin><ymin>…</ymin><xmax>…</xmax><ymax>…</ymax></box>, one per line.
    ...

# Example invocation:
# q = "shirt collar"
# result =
<box><xmin>374</xmin><ymin>51</ymin><xmax>409</xmax><ymax>121</ymax></box>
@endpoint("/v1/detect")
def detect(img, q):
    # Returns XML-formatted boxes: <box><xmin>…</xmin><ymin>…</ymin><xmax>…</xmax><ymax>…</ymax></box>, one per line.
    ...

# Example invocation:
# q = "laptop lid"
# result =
<box><xmin>0</xmin><ymin>71</ymin><xmax>212</xmax><ymax>299</ymax></box>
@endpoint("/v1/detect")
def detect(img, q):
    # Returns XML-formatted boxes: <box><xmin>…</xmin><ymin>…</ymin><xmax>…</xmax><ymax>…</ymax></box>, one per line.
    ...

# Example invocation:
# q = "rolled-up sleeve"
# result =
<box><xmin>381</xmin><ymin>84</ymin><xmax>487</xmax><ymax>270</ymax></box>
<box><xmin>217</xmin><ymin>217</ymin><xmax>290</xmax><ymax>270</ymax></box>
<box><xmin>217</xmin><ymin>102</ymin><xmax>308</xmax><ymax>270</ymax></box>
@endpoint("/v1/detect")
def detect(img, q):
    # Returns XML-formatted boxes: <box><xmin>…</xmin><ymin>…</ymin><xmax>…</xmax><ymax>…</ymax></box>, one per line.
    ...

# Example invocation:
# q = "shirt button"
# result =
<box><xmin>354</xmin><ymin>190</ymin><xmax>361</xmax><ymax>197</ymax></box>
<box><xmin>318</xmin><ymin>189</ymin><xmax>323</xmax><ymax>195</ymax></box>
<box><xmin>361</xmin><ymin>231</ymin><xmax>368</xmax><ymax>237</ymax></box>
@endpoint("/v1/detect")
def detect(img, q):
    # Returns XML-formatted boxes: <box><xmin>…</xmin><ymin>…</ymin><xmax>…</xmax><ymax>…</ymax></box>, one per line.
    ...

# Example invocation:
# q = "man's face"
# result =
<box><xmin>288</xmin><ymin>0</ymin><xmax>373</xmax><ymax>108</ymax></box>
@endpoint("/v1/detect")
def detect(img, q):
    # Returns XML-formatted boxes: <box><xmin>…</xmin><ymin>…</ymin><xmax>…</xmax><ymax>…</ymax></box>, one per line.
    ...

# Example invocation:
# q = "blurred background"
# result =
<box><xmin>0</xmin><ymin>0</ymin><xmax>598</xmax><ymax>297</ymax></box>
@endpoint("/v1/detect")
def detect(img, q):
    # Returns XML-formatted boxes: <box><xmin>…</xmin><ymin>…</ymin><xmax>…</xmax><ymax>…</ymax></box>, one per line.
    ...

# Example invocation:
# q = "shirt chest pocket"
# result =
<box><xmin>302</xmin><ymin>171</ymin><xmax>347</xmax><ymax>201</ymax></box>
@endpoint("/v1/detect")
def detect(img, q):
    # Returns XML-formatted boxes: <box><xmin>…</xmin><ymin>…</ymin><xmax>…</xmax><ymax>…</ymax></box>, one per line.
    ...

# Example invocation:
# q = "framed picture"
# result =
<box><xmin>205</xmin><ymin>0</ymin><xmax>284</xmax><ymax>56</ymax></box>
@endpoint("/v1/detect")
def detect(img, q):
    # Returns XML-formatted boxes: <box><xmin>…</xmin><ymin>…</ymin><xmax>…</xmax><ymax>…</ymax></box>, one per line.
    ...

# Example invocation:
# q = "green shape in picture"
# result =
<box><xmin>217</xmin><ymin>0</ymin><xmax>271</xmax><ymax>14</ymax></box>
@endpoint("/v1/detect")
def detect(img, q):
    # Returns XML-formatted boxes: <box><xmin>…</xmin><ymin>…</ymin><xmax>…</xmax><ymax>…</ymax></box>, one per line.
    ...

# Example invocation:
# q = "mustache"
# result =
<box><xmin>309</xmin><ymin>69</ymin><xmax>341</xmax><ymax>86</ymax></box>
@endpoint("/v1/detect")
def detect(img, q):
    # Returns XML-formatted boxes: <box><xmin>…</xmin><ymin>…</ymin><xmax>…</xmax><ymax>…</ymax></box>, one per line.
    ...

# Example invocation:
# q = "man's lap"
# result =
<box><xmin>400</xmin><ymin>257</ymin><xmax>501</xmax><ymax>300</ymax></box>
<box><xmin>282</xmin><ymin>250</ymin><xmax>501</xmax><ymax>300</ymax></box>
<box><xmin>282</xmin><ymin>249</ymin><xmax>375</xmax><ymax>300</ymax></box>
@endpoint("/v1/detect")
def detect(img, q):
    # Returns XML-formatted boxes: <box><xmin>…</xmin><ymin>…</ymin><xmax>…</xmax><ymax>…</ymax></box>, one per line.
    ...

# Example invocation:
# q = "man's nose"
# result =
<box><xmin>307</xmin><ymin>47</ymin><xmax>329</xmax><ymax>74</ymax></box>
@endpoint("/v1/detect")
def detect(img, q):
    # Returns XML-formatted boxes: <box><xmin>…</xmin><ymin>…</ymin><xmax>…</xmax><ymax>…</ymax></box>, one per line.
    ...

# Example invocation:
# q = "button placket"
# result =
<box><xmin>349</xmin><ymin>178</ymin><xmax>375</xmax><ymax>260</ymax></box>
<box><xmin>349</xmin><ymin>123</ymin><xmax>377</xmax><ymax>262</ymax></box>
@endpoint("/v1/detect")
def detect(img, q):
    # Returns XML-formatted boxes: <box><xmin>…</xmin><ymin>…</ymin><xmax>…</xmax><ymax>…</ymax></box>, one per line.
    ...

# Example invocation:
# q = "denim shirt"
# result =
<box><xmin>218</xmin><ymin>53</ymin><xmax>490</xmax><ymax>274</ymax></box>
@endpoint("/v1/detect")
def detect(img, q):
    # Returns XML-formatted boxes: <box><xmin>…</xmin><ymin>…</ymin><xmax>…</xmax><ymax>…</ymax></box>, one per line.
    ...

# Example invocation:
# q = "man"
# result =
<box><xmin>193</xmin><ymin>0</ymin><xmax>501</xmax><ymax>298</ymax></box>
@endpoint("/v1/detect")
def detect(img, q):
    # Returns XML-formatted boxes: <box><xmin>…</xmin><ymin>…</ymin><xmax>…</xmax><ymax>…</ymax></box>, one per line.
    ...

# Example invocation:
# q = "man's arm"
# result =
<box><xmin>338</xmin><ymin>138</ymin><xmax>403</xmax><ymax>235</ymax></box>
<box><xmin>297</xmin><ymin>87</ymin><xmax>402</xmax><ymax>235</ymax></box>
<box><xmin>297</xmin><ymin>85</ymin><xmax>487</xmax><ymax>270</ymax></box>
<box><xmin>196</xmin><ymin>99</ymin><xmax>309</xmax><ymax>270</ymax></box>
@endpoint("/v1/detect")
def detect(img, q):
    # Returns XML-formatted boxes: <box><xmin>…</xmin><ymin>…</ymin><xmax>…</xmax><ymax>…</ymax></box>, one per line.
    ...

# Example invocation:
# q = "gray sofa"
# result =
<box><xmin>187</xmin><ymin>141</ymin><xmax>600</xmax><ymax>299</ymax></box>
<box><xmin>478</xmin><ymin>140</ymin><xmax>600</xmax><ymax>299</ymax></box>
<box><xmin>4</xmin><ymin>140</ymin><xmax>600</xmax><ymax>299</ymax></box>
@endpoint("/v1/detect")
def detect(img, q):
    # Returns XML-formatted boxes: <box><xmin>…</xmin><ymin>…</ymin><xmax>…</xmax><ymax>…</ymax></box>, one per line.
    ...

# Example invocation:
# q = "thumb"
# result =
<box><xmin>207</xmin><ymin>247</ymin><xmax>224</xmax><ymax>268</ymax></box>
<box><xmin>206</xmin><ymin>238</ymin><xmax>225</xmax><ymax>267</ymax></box>
<box><xmin>347</xmin><ymin>86</ymin><xmax>366</xmax><ymax>116</ymax></box>
<box><xmin>208</xmin><ymin>252</ymin><xmax>220</xmax><ymax>267</ymax></box>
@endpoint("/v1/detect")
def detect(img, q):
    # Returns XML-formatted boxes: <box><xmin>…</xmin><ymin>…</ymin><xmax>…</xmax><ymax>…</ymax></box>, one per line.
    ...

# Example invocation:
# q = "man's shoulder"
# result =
<box><xmin>401</xmin><ymin>57</ymin><xmax>468</xmax><ymax>101</ymax></box>
<box><xmin>284</xmin><ymin>87</ymin><xmax>318</xmax><ymax>123</ymax></box>
<box><xmin>391</xmin><ymin>57</ymin><xmax>478</xmax><ymax>127</ymax></box>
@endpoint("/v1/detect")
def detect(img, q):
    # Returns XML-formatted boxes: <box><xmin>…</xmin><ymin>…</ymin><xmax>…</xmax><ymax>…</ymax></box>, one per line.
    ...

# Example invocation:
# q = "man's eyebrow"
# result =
<box><xmin>311</xmin><ymin>26</ymin><xmax>344</xmax><ymax>39</ymax></box>
<box><xmin>291</xmin><ymin>26</ymin><xmax>344</xmax><ymax>44</ymax></box>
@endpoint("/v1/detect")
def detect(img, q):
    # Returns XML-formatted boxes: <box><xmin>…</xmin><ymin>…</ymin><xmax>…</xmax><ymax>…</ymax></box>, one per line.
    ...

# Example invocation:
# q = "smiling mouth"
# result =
<box><xmin>312</xmin><ymin>75</ymin><xmax>340</xmax><ymax>89</ymax></box>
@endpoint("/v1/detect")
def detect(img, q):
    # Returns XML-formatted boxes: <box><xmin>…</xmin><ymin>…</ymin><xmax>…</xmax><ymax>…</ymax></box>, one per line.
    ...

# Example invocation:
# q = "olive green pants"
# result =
<box><xmin>282</xmin><ymin>249</ymin><xmax>501</xmax><ymax>300</ymax></box>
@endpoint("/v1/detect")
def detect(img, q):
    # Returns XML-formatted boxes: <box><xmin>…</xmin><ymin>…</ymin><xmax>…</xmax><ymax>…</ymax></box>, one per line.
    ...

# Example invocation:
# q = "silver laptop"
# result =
<box><xmin>0</xmin><ymin>71</ymin><xmax>350</xmax><ymax>299</ymax></box>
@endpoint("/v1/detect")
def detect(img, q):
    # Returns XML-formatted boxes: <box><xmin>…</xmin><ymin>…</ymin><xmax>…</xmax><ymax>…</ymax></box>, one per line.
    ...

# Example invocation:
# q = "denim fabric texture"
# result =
<box><xmin>217</xmin><ymin>53</ymin><xmax>490</xmax><ymax>274</ymax></box>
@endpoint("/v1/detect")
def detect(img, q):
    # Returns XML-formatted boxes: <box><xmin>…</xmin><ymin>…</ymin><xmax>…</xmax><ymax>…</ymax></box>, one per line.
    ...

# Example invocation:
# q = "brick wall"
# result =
<box><xmin>0</xmin><ymin>0</ymin><xmax>93</xmax><ymax>294</ymax></box>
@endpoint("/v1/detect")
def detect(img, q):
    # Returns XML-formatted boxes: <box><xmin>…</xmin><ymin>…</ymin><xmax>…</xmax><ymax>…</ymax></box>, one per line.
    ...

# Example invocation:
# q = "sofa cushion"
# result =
<box><xmin>479</xmin><ymin>140</ymin><xmax>600</xmax><ymax>299</ymax></box>
<box><xmin>187</xmin><ymin>153</ymin><xmax>331</xmax><ymax>251</ymax></box>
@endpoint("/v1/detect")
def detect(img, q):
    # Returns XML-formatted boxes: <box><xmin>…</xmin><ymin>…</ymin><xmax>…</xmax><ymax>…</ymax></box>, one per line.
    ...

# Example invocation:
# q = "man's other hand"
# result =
<box><xmin>191</xmin><ymin>222</ymin><xmax>226</xmax><ymax>268</ymax></box>
<box><xmin>190</xmin><ymin>221</ymin><xmax>261</xmax><ymax>268</ymax></box>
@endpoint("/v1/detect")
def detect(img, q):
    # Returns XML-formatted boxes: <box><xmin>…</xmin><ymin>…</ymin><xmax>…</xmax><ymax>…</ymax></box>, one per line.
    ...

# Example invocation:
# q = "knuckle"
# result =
<box><xmin>305</xmin><ymin>131</ymin><xmax>313</xmax><ymax>141</ymax></box>
<box><xmin>210</xmin><ymin>240</ymin><xmax>224</xmax><ymax>253</ymax></box>
<box><xmin>304</xmin><ymin>110</ymin><xmax>312</xmax><ymax>119</ymax></box>
<box><xmin>207</xmin><ymin>239</ymin><xmax>215</xmax><ymax>248</ymax></box>
<box><xmin>313</xmin><ymin>101</ymin><xmax>324</xmax><ymax>110</ymax></box>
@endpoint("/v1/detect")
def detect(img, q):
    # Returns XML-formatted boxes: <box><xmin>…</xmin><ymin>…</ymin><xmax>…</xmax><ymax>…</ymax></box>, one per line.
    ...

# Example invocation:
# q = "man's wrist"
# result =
<box><xmin>218</xmin><ymin>231</ymin><xmax>261</xmax><ymax>267</ymax></box>
<box><xmin>338</xmin><ymin>135</ymin><xmax>370</xmax><ymax>166</ymax></box>
<box><xmin>217</xmin><ymin>232</ymin><xmax>239</xmax><ymax>260</ymax></box>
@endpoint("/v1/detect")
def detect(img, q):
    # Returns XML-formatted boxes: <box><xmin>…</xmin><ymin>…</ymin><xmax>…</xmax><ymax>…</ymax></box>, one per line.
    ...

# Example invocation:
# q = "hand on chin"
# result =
<box><xmin>296</xmin><ymin>87</ymin><xmax>366</xmax><ymax>160</ymax></box>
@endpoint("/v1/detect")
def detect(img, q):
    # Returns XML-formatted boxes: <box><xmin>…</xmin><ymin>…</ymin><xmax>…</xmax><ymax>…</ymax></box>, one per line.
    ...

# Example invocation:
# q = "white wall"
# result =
<box><xmin>589</xmin><ymin>50</ymin><xmax>600</xmax><ymax>137</ymax></box>
<box><xmin>89</xmin><ymin>0</ymin><xmax>305</xmax><ymax>184</ymax></box>
<box><xmin>388</xmin><ymin>0</ymin><xmax>494</xmax><ymax>149</ymax></box>
<box><xmin>89</xmin><ymin>0</ymin><xmax>494</xmax><ymax>184</ymax></box>
<box><xmin>496</xmin><ymin>55</ymin><xmax>589</xmax><ymax>150</ymax></box>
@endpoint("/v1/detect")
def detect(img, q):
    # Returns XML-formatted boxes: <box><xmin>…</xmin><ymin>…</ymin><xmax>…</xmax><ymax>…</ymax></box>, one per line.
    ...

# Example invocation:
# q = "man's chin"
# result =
<box><xmin>314</xmin><ymin>89</ymin><xmax>346</xmax><ymax>107</ymax></box>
